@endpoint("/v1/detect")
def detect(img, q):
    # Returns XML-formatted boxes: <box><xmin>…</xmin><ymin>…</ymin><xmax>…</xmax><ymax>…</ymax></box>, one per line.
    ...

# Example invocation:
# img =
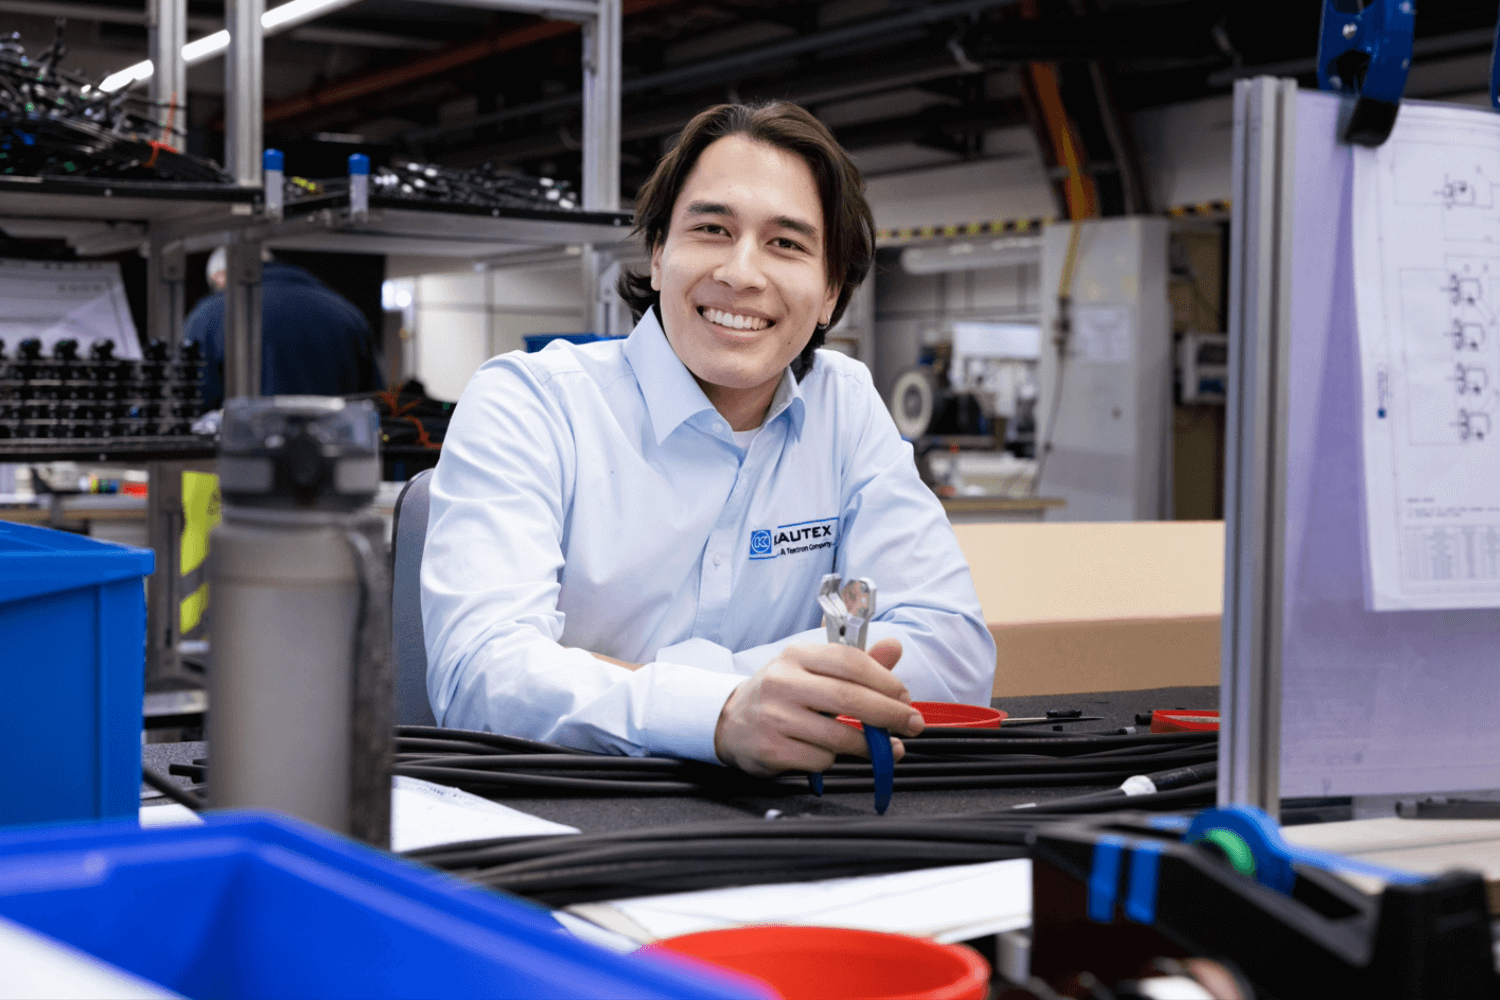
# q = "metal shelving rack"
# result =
<box><xmin>0</xmin><ymin>0</ymin><xmax>630</xmax><ymax>685</ymax></box>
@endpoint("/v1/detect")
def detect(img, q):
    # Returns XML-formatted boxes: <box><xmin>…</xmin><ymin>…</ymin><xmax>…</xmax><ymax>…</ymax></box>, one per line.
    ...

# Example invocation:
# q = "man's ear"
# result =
<box><xmin>650</xmin><ymin>242</ymin><xmax>664</xmax><ymax>292</ymax></box>
<box><xmin>819</xmin><ymin>283</ymin><xmax>841</xmax><ymax>327</ymax></box>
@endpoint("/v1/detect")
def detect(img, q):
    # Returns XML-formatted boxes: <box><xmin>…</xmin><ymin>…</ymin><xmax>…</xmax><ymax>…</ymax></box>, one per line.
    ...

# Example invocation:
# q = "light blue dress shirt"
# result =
<box><xmin>422</xmin><ymin>307</ymin><xmax>996</xmax><ymax>763</ymax></box>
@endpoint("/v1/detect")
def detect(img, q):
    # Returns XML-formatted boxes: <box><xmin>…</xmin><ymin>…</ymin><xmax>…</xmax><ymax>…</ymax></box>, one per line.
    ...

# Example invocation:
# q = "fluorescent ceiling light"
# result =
<box><xmin>100</xmin><ymin>60</ymin><xmax>152</xmax><ymax>93</ymax></box>
<box><xmin>183</xmin><ymin>30</ymin><xmax>230</xmax><ymax>62</ymax></box>
<box><xmin>900</xmin><ymin>235</ymin><xmax>1043</xmax><ymax>275</ymax></box>
<box><xmin>100</xmin><ymin>0</ymin><xmax>360</xmax><ymax>92</ymax></box>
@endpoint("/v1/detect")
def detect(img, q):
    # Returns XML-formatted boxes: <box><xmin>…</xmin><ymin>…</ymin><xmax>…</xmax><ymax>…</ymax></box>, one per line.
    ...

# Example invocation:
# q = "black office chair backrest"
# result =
<box><xmin>390</xmin><ymin>468</ymin><xmax>438</xmax><ymax>727</ymax></box>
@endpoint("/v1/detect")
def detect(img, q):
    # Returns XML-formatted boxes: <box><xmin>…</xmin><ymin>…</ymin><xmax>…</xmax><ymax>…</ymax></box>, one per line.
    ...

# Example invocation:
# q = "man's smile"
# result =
<box><xmin>698</xmin><ymin>306</ymin><xmax>775</xmax><ymax>332</ymax></box>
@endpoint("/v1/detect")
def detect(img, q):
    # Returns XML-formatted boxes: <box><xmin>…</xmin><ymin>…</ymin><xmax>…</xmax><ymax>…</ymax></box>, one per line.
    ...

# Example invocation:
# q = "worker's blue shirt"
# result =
<box><xmin>183</xmin><ymin>262</ymin><xmax>384</xmax><ymax>408</ymax></box>
<box><xmin>422</xmin><ymin>307</ymin><xmax>996</xmax><ymax>763</ymax></box>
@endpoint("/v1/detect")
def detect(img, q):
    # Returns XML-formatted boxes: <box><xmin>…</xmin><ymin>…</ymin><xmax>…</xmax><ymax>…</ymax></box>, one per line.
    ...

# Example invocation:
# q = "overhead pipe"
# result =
<box><xmin>265</xmin><ymin>0</ymin><xmax>682</xmax><ymax>124</ymax></box>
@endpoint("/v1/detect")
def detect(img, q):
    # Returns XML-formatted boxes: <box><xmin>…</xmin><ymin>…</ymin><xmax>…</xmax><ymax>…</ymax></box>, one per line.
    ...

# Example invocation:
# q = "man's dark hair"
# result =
<box><xmin>618</xmin><ymin>101</ymin><xmax>875</xmax><ymax>379</ymax></box>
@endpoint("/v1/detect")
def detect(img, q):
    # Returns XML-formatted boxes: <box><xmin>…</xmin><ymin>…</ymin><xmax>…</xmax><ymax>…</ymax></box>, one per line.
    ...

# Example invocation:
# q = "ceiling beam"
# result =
<box><xmin>264</xmin><ymin>0</ymin><xmax>688</xmax><ymax>124</ymax></box>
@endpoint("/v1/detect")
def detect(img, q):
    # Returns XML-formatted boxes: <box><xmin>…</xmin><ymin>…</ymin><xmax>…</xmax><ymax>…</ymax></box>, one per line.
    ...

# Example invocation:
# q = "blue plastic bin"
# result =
<box><xmin>0</xmin><ymin>812</ymin><xmax>770</xmax><ymax>1000</ymax></box>
<box><xmin>0</xmin><ymin>522</ymin><xmax>154</xmax><ymax>826</ymax></box>
<box><xmin>523</xmin><ymin>332</ymin><xmax>616</xmax><ymax>352</ymax></box>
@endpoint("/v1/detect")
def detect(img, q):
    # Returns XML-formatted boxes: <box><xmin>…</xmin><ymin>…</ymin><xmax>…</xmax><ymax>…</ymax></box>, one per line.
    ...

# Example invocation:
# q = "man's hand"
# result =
<box><xmin>712</xmin><ymin>638</ymin><xmax>924</xmax><ymax>778</ymax></box>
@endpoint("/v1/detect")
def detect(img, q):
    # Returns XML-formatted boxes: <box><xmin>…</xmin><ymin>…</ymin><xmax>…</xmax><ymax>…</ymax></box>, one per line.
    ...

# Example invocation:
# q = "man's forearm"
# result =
<box><xmin>581</xmin><ymin>649</ymin><xmax>643</xmax><ymax>671</ymax></box>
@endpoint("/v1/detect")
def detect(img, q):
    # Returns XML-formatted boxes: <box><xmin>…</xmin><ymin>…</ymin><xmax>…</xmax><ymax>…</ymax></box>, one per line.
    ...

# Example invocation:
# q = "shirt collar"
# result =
<box><xmin>624</xmin><ymin>306</ymin><xmax>808</xmax><ymax>446</ymax></box>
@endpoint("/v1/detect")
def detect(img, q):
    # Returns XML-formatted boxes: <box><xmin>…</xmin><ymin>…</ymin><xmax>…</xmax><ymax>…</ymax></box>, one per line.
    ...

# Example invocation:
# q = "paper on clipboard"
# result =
<box><xmin>0</xmin><ymin>258</ymin><xmax>141</xmax><ymax>360</ymax></box>
<box><xmin>1352</xmin><ymin>101</ymin><xmax>1500</xmax><ymax>610</ymax></box>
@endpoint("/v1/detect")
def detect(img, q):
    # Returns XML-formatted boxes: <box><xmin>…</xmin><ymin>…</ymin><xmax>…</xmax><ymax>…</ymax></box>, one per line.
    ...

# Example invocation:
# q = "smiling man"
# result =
<box><xmin>422</xmin><ymin>102</ymin><xmax>995</xmax><ymax>777</ymax></box>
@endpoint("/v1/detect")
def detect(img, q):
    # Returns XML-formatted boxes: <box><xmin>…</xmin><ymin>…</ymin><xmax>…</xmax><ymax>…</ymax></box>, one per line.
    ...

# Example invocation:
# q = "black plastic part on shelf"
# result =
<box><xmin>0</xmin><ymin>437</ymin><xmax>216</xmax><ymax>463</ymax></box>
<box><xmin>0</xmin><ymin>337</ymin><xmax>210</xmax><ymax>461</ymax></box>
<box><xmin>1027</xmin><ymin>814</ymin><xmax>1500</xmax><ymax>999</ymax></box>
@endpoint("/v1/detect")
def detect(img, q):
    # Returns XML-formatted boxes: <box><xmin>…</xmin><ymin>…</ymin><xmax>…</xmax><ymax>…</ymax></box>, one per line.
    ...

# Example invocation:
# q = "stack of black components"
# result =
<box><xmin>0</xmin><ymin>338</ymin><xmax>205</xmax><ymax>440</ymax></box>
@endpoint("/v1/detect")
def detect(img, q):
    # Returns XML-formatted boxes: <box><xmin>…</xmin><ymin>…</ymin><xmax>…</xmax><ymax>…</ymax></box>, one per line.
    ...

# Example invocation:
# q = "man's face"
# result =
<box><xmin>651</xmin><ymin>134</ymin><xmax>840</xmax><ymax>396</ymax></box>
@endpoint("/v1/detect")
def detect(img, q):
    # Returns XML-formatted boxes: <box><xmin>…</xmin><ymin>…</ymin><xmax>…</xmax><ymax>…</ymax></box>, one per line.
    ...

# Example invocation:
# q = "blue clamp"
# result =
<box><xmin>1316</xmin><ymin>0</ymin><xmax>1415</xmax><ymax>146</ymax></box>
<box><xmin>1085</xmin><ymin>836</ymin><xmax>1164</xmax><ymax>926</ymax></box>
<box><xmin>1186</xmin><ymin>804</ymin><xmax>1429</xmax><ymax>895</ymax></box>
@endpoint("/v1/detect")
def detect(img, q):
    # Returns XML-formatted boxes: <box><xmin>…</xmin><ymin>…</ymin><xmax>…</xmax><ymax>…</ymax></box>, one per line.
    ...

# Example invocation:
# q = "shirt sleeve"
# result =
<box><xmin>793</xmin><ymin>359</ymin><xmax>998</xmax><ymax>706</ymax></box>
<box><xmin>421</xmin><ymin>357</ymin><xmax>745</xmax><ymax>763</ymax></box>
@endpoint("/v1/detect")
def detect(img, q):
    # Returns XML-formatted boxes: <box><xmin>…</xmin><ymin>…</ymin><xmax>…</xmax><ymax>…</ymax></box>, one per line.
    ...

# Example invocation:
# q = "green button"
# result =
<box><xmin>1199</xmin><ymin>827</ymin><xmax>1256</xmax><ymax>878</ymax></box>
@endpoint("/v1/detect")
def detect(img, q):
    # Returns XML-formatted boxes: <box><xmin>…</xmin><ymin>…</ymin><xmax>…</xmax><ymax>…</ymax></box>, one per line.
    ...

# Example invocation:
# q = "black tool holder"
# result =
<box><xmin>1027</xmin><ymin>807</ymin><xmax>1498</xmax><ymax>999</ymax></box>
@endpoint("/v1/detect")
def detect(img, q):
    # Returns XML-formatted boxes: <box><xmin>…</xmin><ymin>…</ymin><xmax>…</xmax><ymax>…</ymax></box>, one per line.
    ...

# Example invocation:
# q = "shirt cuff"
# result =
<box><xmin>637</xmin><ymin>662</ymin><xmax>746</xmax><ymax>764</ymax></box>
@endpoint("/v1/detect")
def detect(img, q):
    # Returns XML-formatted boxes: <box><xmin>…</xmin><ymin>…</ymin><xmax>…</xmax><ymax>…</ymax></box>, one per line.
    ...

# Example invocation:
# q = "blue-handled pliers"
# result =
<box><xmin>808</xmin><ymin>574</ymin><xmax>894</xmax><ymax>814</ymax></box>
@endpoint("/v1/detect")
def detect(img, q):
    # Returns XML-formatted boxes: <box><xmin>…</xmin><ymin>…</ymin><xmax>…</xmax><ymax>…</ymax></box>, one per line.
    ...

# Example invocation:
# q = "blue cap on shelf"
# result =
<box><xmin>263</xmin><ymin>148</ymin><xmax>284</xmax><ymax>171</ymax></box>
<box><xmin>348</xmin><ymin>153</ymin><xmax>370</xmax><ymax>176</ymax></box>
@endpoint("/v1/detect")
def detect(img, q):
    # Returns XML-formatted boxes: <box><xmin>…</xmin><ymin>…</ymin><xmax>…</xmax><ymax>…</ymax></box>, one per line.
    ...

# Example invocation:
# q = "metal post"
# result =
<box><xmin>147</xmin><ymin>0</ymin><xmax>187</xmax><ymax>146</ymax></box>
<box><xmin>1219</xmin><ymin>77</ymin><xmax>1298</xmax><ymax>815</ymax></box>
<box><xmin>223</xmin><ymin>0</ymin><xmax>264</xmax><ymax>398</ymax></box>
<box><xmin>580</xmin><ymin>0</ymin><xmax>620</xmax><ymax>334</ymax></box>
<box><xmin>580</xmin><ymin>0</ymin><xmax>620</xmax><ymax>212</ymax></box>
<box><xmin>145</xmin><ymin>461</ymin><xmax>185</xmax><ymax>686</ymax></box>
<box><xmin>146</xmin><ymin>232</ymin><xmax>185</xmax><ymax>354</ymax></box>
<box><xmin>579</xmin><ymin>246</ymin><xmax>601</xmax><ymax>335</ymax></box>
<box><xmin>223</xmin><ymin>236</ymin><xmax>264</xmax><ymax>399</ymax></box>
<box><xmin>224</xmin><ymin>0</ymin><xmax>264</xmax><ymax>187</ymax></box>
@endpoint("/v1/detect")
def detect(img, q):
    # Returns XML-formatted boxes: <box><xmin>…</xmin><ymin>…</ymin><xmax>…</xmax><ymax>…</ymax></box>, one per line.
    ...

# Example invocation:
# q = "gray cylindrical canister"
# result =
<box><xmin>208</xmin><ymin>396</ymin><xmax>390</xmax><ymax>846</ymax></box>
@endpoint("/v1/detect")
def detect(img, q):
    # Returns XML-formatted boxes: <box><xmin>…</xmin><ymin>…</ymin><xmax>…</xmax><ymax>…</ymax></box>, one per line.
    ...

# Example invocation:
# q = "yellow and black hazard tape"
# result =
<box><xmin>876</xmin><ymin>201</ymin><xmax>1233</xmax><ymax>246</ymax></box>
<box><xmin>1167</xmin><ymin>199</ymin><xmax>1232</xmax><ymax>218</ymax></box>
<box><xmin>876</xmin><ymin>217</ymin><xmax>1053</xmax><ymax>244</ymax></box>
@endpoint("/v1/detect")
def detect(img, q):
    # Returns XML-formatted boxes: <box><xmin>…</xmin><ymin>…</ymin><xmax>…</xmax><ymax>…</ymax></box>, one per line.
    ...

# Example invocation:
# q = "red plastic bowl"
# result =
<box><xmin>645</xmin><ymin>925</ymin><xmax>991</xmax><ymax>1000</ymax></box>
<box><xmin>838</xmin><ymin>701</ymin><xmax>1006</xmax><ymax>730</ymax></box>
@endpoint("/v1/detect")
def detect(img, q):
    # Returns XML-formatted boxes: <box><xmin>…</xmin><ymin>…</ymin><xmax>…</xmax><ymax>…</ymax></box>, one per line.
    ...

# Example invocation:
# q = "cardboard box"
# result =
<box><xmin>952</xmin><ymin>521</ymin><xmax>1225</xmax><ymax>697</ymax></box>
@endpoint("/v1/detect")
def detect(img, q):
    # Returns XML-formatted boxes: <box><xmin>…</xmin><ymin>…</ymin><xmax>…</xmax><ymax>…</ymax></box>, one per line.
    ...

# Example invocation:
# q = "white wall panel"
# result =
<box><xmin>411</xmin><ymin>265</ymin><xmax>585</xmax><ymax>401</ymax></box>
<box><xmin>1131</xmin><ymin>95</ymin><xmax>1234</xmax><ymax>212</ymax></box>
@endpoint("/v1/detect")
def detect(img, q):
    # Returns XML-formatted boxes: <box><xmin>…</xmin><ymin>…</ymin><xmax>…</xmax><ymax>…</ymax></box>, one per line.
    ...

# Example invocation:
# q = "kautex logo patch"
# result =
<box><xmin>749</xmin><ymin>517</ymin><xmax>838</xmax><ymax>560</ymax></box>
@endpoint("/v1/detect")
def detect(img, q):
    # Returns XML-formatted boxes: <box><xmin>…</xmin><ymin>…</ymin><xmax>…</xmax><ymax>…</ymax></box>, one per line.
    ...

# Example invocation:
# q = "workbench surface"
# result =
<box><xmin>142</xmin><ymin>685</ymin><xmax>1220</xmax><ymax>832</ymax></box>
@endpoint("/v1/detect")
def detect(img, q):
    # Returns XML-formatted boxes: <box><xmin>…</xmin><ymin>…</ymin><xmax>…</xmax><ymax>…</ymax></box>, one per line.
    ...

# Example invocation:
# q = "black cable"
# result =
<box><xmin>412</xmin><ymin>815</ymin><xmax>1040</xmax><ymax>906</ymax></box>
<box><xmin>1000</xmin><ymin>762</ymin><xmax>1218</xmax><ymax>815</ymax></box>
<box><xmin>393</xmin><ymin>725</ymin><xmax>1218</xmax><ymax>797</ymax></box>
<box><xmin>1006</xmin><ymin>781</ymin><xmax>1218</xmax><ymax>815</ymax></box>
<box><xmin>0</xmin><ymin>31</ymin><xmax>230</xmax><ymax>182</ymax></box>
<box><xmin>142</xmin><ymin>766</ymin><xmax>202</xmax><ymax>811</ymax></box>
<box><xmin>396</xmin><ymin>725</ymin><xmax>582</xmax><ymax>755</ymax></box>
<box><xmin>397</xmin><ymin>764</ymin><xmax>709</xmax><ymax>795</ymax></box>
<box><xmin>408</xmin><ymin>815</ymin><xmax>1041</xmax><ymax>867</ymax></box>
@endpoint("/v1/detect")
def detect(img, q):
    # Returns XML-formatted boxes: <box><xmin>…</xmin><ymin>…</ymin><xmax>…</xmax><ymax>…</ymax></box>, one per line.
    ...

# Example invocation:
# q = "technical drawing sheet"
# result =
<box><xmin>1353</xmin><ymin>101</ymin><xmax>1500</xmax><ymax>610</ymax></box>
<box><xmin>0</xmin><ymin>258</ymin><xmax>141</xmax><ymax>360</ymax></box>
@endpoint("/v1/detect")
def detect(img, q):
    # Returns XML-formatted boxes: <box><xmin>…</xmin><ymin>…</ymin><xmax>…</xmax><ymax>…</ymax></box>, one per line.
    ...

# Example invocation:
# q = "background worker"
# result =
<box><xmin>186</xmin><ymin>247</ymin><xmax>385</xmax><ymax>409</ymax></box>
<box><xmin>422</xmin><ymin>102</ymin><xmax>996</xmax><ymax>778</ymax></box>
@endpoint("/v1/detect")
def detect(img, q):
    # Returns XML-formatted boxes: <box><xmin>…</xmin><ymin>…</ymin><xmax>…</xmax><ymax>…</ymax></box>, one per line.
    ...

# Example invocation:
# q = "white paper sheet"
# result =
<box><xmin>0</xmin><ymin>258</ymin><xmax>141</xmax><ymax>360</ymax></box>
<box><xmin>139</xmin><ymin>777</ymin><xmax>580</xmax><ymax>851</ymax></box>
<box><xmin>1353</xmin><ymin>102</ymin><xmax>1500</xmax><ymax>609</ymax></box>
<box><xmin>389</xmin><ymin>775</ymin><xmax>579</xmax><ymax>851</ymax></box>
<box><xmin>568</xmin><ymin>858</ymin><xmax>1031</xmax><ymax>946</ymax></box>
